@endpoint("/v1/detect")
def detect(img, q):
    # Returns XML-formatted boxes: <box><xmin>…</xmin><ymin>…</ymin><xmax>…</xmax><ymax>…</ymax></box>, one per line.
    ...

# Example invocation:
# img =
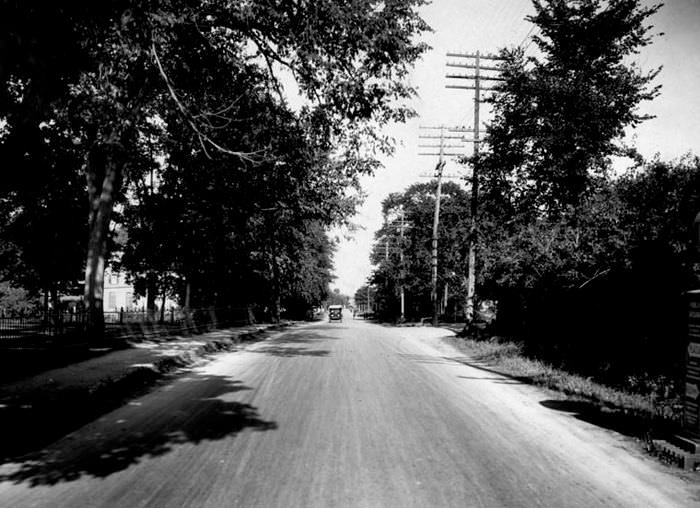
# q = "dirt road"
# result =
<box><xmin>0</xmin><ymin>317</ymin><xmax>697</xmax><ymax>507</ymax></box>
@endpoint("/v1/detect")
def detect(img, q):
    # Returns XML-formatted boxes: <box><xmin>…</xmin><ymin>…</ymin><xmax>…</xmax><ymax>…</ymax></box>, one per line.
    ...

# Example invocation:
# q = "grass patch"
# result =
<box><xmin>442</xmin><ymin>335</ymin><xmax>683</xmax><ymax>434</ymax></box>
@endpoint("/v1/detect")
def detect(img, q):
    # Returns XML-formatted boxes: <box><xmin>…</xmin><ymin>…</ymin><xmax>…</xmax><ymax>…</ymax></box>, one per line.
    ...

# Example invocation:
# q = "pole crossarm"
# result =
<box><xmin>446</xmin><ymin>51</ymin><xmax>506</xmax><ymax>60</ymax></box>
<box><xmin>419</xmin><ymin>173</ymin><xmax>462</xmax><ymax>179</ymax></box>
<box><xmin>446</xmin><ymin>73</ymin><xmax>505</xmax><ymax>81</ymax></box>
<box><xmin>446</xmin><ymin>62</ymin><xmax>502</xmax><ymax>71</ymax></box>
<box><xmin>419</xmin><ymin>125</ymin><xmax>465</xmax><ymax>131</ymax></box>
<box><xmin>418</xmin><ymin>152</ymin><xmax>465</xmax><ymax>156</ymax></box>
<box><xmin>418</xmin><ymin>144</ymin><xmax>466</xmax><ymax>149</ymax></box>
<box><xmin>445</xmin><ymin>84</ymin><xmax>501</xmax><ymax>92</ymax></box>
<box><xmin>418</xmin><ymin>134</ymin><xmax>466</xmax><ymax>140</ymax></box>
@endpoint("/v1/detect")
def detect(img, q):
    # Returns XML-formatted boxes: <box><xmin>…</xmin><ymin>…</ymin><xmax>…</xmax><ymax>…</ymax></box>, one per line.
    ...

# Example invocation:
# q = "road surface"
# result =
<box><xmin>0</xmin><ymin>315</ymin><xmax>697</xmax><ymax>507</ymax></box>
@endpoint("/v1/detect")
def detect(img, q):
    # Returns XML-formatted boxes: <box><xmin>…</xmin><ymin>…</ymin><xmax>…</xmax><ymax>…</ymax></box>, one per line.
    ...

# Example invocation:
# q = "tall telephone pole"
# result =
<box><xmin>381</xmin><ymin>211</ymin><xmax>411</xmax><ymax>322</ymax></box>
<box><xmin>398</xmin><ymin>213</ymin><xmax>407</xmax><ymax>321</ymax></box>
<box><xmin>445</xmin><ymin>50</ymin><xmax>505</xmax><ymax>324</ymax></box>
<box><xmin>391</xmin><ymin>212</ymin><xmax>411</xmax><ymax>322</ymax></box>
<box><xmin>419</xmin><ymin>126</ymin><xmax>465</xmax><ymax>326</ymax></box>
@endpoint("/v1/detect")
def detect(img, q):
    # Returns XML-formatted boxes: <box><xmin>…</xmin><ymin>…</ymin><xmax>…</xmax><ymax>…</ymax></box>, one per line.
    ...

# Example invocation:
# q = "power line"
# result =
<box><xmin>519</xmin><ymin>24</ymin><xmax>536</xmax><ymax>48</ymax></box>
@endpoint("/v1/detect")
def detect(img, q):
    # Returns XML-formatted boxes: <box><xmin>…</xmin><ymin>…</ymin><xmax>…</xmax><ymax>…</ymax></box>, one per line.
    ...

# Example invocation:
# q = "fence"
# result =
<box><xmin>0</xmin><ymin>306</ymin><xmax>252</xmax><ymax>341</ymax></box>
<box><xmin>0</xmin><ymin>310</ymin><xmax>87</xmax><ymax>340</ymax></box>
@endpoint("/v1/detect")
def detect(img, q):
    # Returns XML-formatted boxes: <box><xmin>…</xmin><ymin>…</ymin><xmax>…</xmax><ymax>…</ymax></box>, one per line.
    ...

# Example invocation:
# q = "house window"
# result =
<box><xmin>107</xmin><ymin>292</ymin><xmax>117</xmax><ymax>310</ymax></box>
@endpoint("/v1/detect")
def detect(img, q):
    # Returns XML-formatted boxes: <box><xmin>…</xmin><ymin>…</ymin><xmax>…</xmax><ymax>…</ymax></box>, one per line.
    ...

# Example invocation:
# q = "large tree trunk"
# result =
<box><xmin>84</xmin><ymin>147</ymin><xmax>120</xmax><ymax>340</ymax></box>
<box><xmin>269</xmin><ymin>241</ymin><xmax>281</xmax><ymax>324</ymax></box>
<box><xmin>146</xmin><ymin>271</ymin><xmax>157</xmax><ymax>321</ymax></box>
<box><xmin>271</xmin><ymin>253</ymin><xmax>281</xmax><ymax>324</ymax></box>
<box><xmin>159</xmin><ymin>278</ymin><xmax>167</xmax><ymax>324</ymax></box>
<box><xmin>184</xmin><ymin>280</ymin><xmax>191</xmax><ymax>310</ymax></box>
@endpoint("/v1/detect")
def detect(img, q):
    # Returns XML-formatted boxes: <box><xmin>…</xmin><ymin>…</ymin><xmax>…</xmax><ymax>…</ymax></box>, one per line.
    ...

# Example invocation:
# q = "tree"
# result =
<box><xmin>370</xmin><ymin>181</ymin><xmax>470</xmax><ymax>321</ymax></box>
<box><xmin>475</xmin><ymin>0</ymin><xmax>664</xmax><ymax>330</ymax></box>
<box><xmin>0</xmin><ymin>1</ymin><xmax>430</xmax><ymax>335</ymax></box>
<box><xmin>0</xmin><ymin>281</ymin><xmax>39</xmax><ymax>315</ymax></box>
<box><xmin>354</xmin><ymin>284</ymin><xmax>377</xmax><ymax>314</ymax></box>
<box><xmin>480</xmin><ymin>0</ymin><xmax>662</xmax><ymax>213</ymax></box>
<box><xmin>327</xmin><ymin>289</ymin><xmax>351</xmax><ymax>308</ymax></box>
<box><xmin>0</xmin><ymin>104</ymin><xmax>87</xmax><ymax>308</ymax></box>
<box><xmin>464</xmin><ymin>1</ymin><xmax>676</xmax><ymax>384</ymax></box>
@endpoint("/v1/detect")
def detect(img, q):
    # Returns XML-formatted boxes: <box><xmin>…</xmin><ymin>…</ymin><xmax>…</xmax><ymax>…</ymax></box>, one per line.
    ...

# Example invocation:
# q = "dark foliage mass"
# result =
<box><xmin>475</xmin><ymin>0</ymin><xmax>692</xmax><ymax>392</ymax></box>
<box><xmin>0</xmin><ymin>1</ymin><xmax>429</xmax><ymax>326</ymax></box>
<box><xmin>369</xmin><ymin>181</ymin><xmax>470</xmax><ymax>321</ymax></box>
<box><xmin>476</xmin><ymin>156</ymin><xmax>700</xmax><ymax>392</ymax></box>
<box><xmin>366</xmin><ymin>1</ymin><xmax>696</xmax><ymax>396</ymax></box>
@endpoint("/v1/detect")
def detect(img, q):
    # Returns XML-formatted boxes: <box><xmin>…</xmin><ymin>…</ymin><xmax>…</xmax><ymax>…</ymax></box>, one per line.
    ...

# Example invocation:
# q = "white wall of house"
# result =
<box><xmin>103</xmin><ymin>269</ymin><xmax>178</xmax><ymax>312</ymax></box>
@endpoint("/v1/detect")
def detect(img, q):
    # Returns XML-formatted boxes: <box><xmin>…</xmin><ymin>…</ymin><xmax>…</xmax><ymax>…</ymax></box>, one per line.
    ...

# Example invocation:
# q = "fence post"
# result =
<box><xmin>170</xmin><ymin>307</ymin><xmax>174</xmax><ymax>324</ymax></box>
<box><xmin>120</xmin><ymin>307</ymin><xmax>124</xmax><ymax>324</ymax></box>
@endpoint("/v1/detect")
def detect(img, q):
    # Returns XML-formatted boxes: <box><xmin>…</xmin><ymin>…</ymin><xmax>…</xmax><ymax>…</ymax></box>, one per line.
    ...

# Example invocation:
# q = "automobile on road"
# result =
<box><xmin>328</xmin><ymin>305</ymin><xmax>343</xmax><ymax>322</ymax></box>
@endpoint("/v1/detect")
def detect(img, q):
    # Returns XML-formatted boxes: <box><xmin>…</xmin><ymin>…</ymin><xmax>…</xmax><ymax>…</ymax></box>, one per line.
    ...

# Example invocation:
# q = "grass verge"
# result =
<box><xmin>441</xmin><ymin>335</ymin><xmax>683</xmax><ymax>439</ymax></box>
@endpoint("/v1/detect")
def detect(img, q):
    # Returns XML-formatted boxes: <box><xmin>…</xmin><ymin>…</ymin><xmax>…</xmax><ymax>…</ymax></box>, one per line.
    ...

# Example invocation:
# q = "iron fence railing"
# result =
<box><xmin>0</xmin><ymin>306</ymin><xmax>252</xmax><ymax>341</ymax></box>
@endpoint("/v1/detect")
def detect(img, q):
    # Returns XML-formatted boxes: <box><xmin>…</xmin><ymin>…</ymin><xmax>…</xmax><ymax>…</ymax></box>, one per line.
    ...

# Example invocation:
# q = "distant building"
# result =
<box><xmin>103</xmin><ymin>269</ymin><xmax>139</xmax><ymax>311</ymax></box>
<box><xmin>103</xmin><ymin>269</ymin><xmax>178</xmax><ymax>312</ymax></box>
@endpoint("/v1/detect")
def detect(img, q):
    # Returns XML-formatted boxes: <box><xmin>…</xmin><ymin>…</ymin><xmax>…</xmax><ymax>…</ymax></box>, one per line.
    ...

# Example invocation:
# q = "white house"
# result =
<box><xmin>103</xmin><ymin>269</ymin><xmax>178</xmax><ymax>312</ymax></box>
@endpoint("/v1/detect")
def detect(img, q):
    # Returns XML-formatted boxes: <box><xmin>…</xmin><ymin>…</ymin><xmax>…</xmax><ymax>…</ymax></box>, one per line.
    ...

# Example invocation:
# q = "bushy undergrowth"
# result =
<box><xmin>445</xmin><ymin>336</ymin><xmax>683</xmax><ymax>424</ymax></box>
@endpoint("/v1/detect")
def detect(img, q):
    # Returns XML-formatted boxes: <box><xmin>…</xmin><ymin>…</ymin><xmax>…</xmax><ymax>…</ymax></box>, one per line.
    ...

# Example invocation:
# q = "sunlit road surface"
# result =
<box><xmin>0</xmin><ymin>315</ymin><xmax>697</xmax><ymax>507</ymax></box>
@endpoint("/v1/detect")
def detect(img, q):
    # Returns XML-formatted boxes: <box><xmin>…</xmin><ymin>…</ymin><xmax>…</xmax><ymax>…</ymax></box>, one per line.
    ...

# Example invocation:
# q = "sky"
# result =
<box><xmin>330</xmin><ymin>0</ymin><xmax>700</xmax><ymax>297</ymax></box>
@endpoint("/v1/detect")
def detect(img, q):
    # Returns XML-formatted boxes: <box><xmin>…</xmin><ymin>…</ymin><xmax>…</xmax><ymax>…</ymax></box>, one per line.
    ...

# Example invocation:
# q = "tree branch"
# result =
<box><xmin>151</xmin><ymin>41</ymin><xmax>265</xmax><ymax>163</ymax></box>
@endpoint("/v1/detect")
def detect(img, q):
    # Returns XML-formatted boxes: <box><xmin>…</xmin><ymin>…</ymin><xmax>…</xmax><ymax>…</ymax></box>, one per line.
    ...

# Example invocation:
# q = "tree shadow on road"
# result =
<box><xmin>457</xmin><ymin>375</ymin><xmax>521</xmax><ymax>385</ymax></box>
<box><xmin>539</xmin><ymin>399</ymin><xmax>657</xmax><ymax>439</ymax></box>
<box><xmin>249</xmin><ymin>330</ymin><xmax>333</xmax><ymax>357</ymax></box>
<box><xmin>266</xmin><ymin>330</ymin><xmax>338</xmax><ymax>344</ymax></box>
<box><xmin>252</xmin><ymin>346</ymin><xmax>330</xmax><ymax>357</ymax></box>
<box><xmin>441</xmin><ymin>356</ymin><xmax>535</xmax><ymax>384</ymax></box>
<box><xmin>0</xmin><ymin>375</ymin><xmax>277</xmax><ymax>487</ymax></box>
<box><xmin>307</xmin><ymin>324</ymin><xmax>350</xmax><ymax>331</ymax></box>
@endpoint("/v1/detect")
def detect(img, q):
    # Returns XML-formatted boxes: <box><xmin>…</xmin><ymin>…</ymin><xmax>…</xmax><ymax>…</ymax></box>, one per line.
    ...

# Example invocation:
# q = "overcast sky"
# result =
<box><xmin>331</xmin><ymin>0</ymin><xmax>700</xmax><ymax>297</ymax></box>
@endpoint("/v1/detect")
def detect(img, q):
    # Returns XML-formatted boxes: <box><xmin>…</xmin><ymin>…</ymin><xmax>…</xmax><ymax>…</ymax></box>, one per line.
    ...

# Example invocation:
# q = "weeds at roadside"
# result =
<box><xmin>442</xmin><ymin>335</ymin><xmax>683</xmax><ymax>433</ymax></box>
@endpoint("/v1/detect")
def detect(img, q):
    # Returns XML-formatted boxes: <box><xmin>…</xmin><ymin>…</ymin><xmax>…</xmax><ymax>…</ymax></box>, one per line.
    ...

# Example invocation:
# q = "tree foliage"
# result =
<box><xmin>480</xmin><ymin>0</ymin><xmax>662</xmax><ymax>212</ymax></box>
<box><xmin>369</xmin><ymin>181</ymin><xmax>470</xmax><ymax>321</ymax></box>
<box><xmin>444</xmin><ymin>2</ymin><xmax>699</xmax><ymax>391</ymax></box>
<box><xmin>0</xmin><ymin>1</ymin><xmax>430</xmax><ymax>330</ymax></box>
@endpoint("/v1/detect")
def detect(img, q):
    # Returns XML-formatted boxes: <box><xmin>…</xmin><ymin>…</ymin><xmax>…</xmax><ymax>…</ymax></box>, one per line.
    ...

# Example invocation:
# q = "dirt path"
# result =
<box><xmin>0</xmin><ymin>318</ymin><xmax>697</xmax><ymax>507</ymax></box>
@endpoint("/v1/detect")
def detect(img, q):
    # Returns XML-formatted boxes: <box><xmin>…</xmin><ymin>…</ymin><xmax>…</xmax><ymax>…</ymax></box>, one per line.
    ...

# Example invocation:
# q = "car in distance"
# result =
<box><xmin>328</xmin><ymin>305</ymin><xmax>343</xmax><ymax>322</ymax></box>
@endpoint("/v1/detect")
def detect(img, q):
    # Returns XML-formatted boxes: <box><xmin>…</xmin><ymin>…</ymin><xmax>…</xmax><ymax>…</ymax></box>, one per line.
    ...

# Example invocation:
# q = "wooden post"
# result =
<box><xmin>431</xmin><ymin>140</ymin><xmax>446</xmax><ymax>326</ymax></box>
<box><xmin>399</xmin><ymin>214</ymin><xmax>406</xmax><ymax>322</ymax></box>
<box><xmin>465</xmin><ymin>51</ymin><xmax>481</xmax><ymax>324</ymax></box>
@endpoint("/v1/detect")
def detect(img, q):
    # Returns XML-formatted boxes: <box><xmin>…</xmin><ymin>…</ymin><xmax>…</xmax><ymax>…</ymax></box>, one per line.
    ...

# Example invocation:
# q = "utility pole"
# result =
<box><xmin>446</xmin><ymin>50</ymin><xmax>505</xmax><ymax>325</ymax></box>
<box><xmin>380</xmin><ymin>211</ymin><xmax>411</xmax><ymax>322</ymax></box>
<box><xmin>399</xmin><ymin>213</ymin><xmax>406</xmax><ymax>321</ymax></box>
<box><xmin>391</xmin><ymin>211</ymin><xmax>411</xmax><ymax>323</ymax></box>
<box><xmin>431</xmin><ymin>157</ymin><xmax>444</xmax><ymax>327</ymax></box>
<box><xmin>367</xmin><ymin>284</ymin><xmax>371</xmax><ymax>315</ymax></box>
<box><xmin>419</xmin><ymin>126</ymin><xmax>465</xmax><ymax>326</ymax></box>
